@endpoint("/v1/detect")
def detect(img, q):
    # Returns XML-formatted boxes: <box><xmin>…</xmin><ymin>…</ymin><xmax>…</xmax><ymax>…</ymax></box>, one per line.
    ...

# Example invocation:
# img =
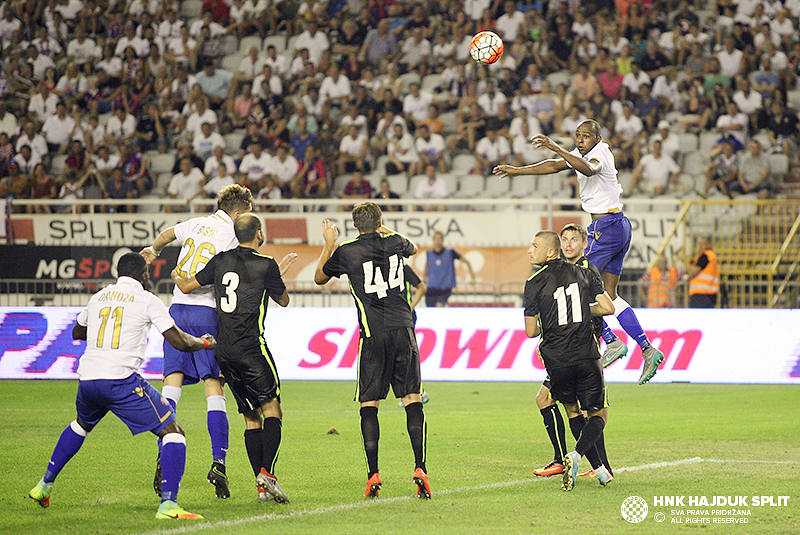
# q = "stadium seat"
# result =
<box><xmin>239</xmin><ymin>35</ymin><xmax>262</xmax><ymax>53</ymax></box>
<box><xmin>440</xmin><ymin>111</ymin><xmax>458</xmax><ymax>136</ymax></box>
<box><xmin>421</xmin><ymin>73</ymin><xmax>441</xmax><ymax>93</ymax></box>
<box><xmin>484</xmin><ymin>174</ymin><xmax>510</xmax><ymax>197</ymax></box>
<box><xmin>263</xmin><ymin>35</ymin><xmax>287</xmax><ymax>52</ymax></box>
<box><xmin>51</xmin><ymin>155</ymin><xmax>67</xmax><ymax>176</ymax></box>
<box><xmin>221</xmin><ymin>53</ymin><xmax>244</xmax><ymax>72</ymax></box>
<box><xmin>180</xmin><ymin>0</ymin><xmax>203</xmax><ymax>18</ymax></box>
<box><xmin>374</xmin><ymin>155</ymin><xmax>390</xmax><ymax>176</ymax></box>
<box><xmin>331</xmin><ymin>174</ymin><xmax>352</xmax><ymax>197</ymax></box>
<box><xmin>678</xmin><ymin>133</ymin><xmax>698</xmax><ymax>154</ymax></box>
<box><xmin>157</xmin><ymin>172</ymin><xmax>173</xmax><ymax>193</ymax></box>
<box><xmin>385</xmin><ymin>173</ymin><xmax>408</xmax><ymax>195</ymax></box>
<box><xmin>149</xmin><ymin>153</ymin><xmax>175</xmax><ymax>175</ymax></box>
<box><xmin>220</xmin><ymin>34</ymin><xmax>238</xmax><ymax>56</ymax></box>
<box><xmin>399</xmin><ymin>72</ymin><xmax>421</xmax><ymax>93</ymax></box>
<box><xmin>768</xmin><ymin>153</ymin><xmax>789</xmax><ymax>178</ymax></box>
<box><xmin>439</xmin><ymin>172</ymin><xmax>458</xmax><ymax>195</ymax></box>
<box><xmin>546</xmin><ymin>70</ymin><xmax>572</xmax><ymax>89</ymax></box>
<box><xmin>452</xmin><ymin>154</ymin><xmax>476</xmax><ymax>174</ymax></box>
<box><xmin>286</xmin><ymin>35</ymin><xmax>299</xmax><ymax>53</ymax></box>
<box><xmin>509</xmin><ymin>175</ymin><xmax>536</xmax><ymax>198</ymax></box>
<box><xmin>223</xmin><ymin>131</ymin><xmax>245</xmax><ymax>154</ymax></box>
<box><xmin>407</xmin><ymin>175</ymin><xmax>426</xmax><ymax>198</ymax></box>
<box><xmin>683</xmin><ymin>150</ymin><xmax>706</xmax><ymax>175</ymax></box>
<box><xmin>617</xmin><ymin>170</ymin><xmax>634</xmax><ymax>192</ymax></box>
<box><xmin>699</xmin><ymin>131</ymin><xmax>718</xmax><ymax>153</ymax></box>
<box><xmin>453</xmin><ymin>174</ymin><xmax>484</xmax><ymax>198</ymax></box>
<box><xmin>787</xmin><ymin>89</ymin><xmax>800</xmax><ymax>112</ymax></box>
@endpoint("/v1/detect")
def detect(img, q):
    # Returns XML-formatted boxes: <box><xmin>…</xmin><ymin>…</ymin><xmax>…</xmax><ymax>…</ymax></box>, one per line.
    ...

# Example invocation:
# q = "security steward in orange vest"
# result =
<box><xmin>688</xmin><ymin>237</ymin><xmax>720</xmax><ymax>308</ymax></box>
<box><xmin>639</xmin><ymin>254</ymin><xmax>678</xmax><ymax>308</ymax></box>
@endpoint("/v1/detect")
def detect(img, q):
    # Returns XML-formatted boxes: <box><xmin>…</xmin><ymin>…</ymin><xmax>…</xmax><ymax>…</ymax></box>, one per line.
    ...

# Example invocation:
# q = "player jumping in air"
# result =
<box><xmin>494</xmin><ymin>120</ymin><xmax>665</xmax><ymax>385</ymax></box>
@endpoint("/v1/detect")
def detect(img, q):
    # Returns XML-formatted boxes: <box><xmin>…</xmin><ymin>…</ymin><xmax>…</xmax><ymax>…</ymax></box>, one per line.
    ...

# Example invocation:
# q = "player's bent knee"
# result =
<box><xmin>260</xmin><ymin>398</ymin><xmax>282</xmax><ymax>419</ymax></box>
<box><xmin>562</xmin><ymin>403</ymin><xmax>582</xmax><ymax>418</ymax></box>
<box><xmin>243</xmin><ymin>409</ymin><xmax>263</xmax><ymax>429</ymax></box>
<box><xmin>74</xmin><ymin>418</ymin><xmax>94</xmax><ymax>434</ymax></box>
<box><xmin>535</xmin><ymin>389</ymin><xmax>555</xmax><ymax>410</ymax></box>
<box><xmin>159</xmin><ymin>421</ymin><xmax>184</xmax><ymax>437</ymax></box>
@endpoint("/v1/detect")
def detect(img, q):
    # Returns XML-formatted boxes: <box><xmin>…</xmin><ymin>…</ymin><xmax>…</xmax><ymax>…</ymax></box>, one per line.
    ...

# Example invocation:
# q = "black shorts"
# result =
<box><xmin>548</xmin><ymin>359</ymin><xmax>607</xmax><ymax>412</ymax></box>
<box><xmin>689</xmin><ymin>293</ymin><xmax>717</xmax><ymax>308</ymax></box>
<box><xmin>357</xmin><ymin>327</ymin><xmax>421</xmax><ymax>403</ymax></box>
<box><xmin>425</xmin><ymin>288</ymin><xmax>452</xmax><ymax>307</ymax></box>
<box><xmin>216</xmin><ymin>346</ymin><xmax>281</xmax><ymax>414</ymax></box>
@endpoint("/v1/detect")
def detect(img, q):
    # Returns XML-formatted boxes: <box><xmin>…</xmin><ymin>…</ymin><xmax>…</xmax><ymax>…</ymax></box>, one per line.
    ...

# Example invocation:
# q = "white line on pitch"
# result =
<box><xmin>135</xmin><ymin>457</ymin><xmax>707</xmax><ymax>535</ymax></box>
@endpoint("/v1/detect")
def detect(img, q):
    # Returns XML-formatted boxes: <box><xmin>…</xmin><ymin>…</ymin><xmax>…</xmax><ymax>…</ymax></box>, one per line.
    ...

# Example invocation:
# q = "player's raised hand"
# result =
<box><xmin>530</xmin><ymin>134</ymin><xmax>558</xmax><ymax>152</ymax></box>
<box><xmin>278</xmin><ymin>252</ymin><xmax>299</xmax><ymax>276</ymax></box>
<box><xmin>492</xmin><ymin>164</ymin><xmax>517</xmax><ymax>179</ymax></box>
<box><xmin>322</xmin><ymin>219</ymin><xmax>339</xmax><ymax>245</ymax></box>
<box><xmin>140</xmin><ymin>246</ymin><xmax>157</xmax><ymax>265</ymax></box>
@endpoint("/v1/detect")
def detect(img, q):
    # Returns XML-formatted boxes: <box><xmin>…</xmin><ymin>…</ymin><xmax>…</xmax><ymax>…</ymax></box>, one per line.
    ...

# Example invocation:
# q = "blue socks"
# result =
<box><xmin>207</xmin><ymin>395</ymin><xmax>229</xmax><ymax>464</ymax></box>
<box><xmin>605</xmin><ymin>296</ymin><xmax>651</xmax><ymax>351</ymax></box>
<box><xmin>44</xmin><ymin>421</ymin><xmax>87</xmax><ymax>484</ymax></box>
<box><xmin>160</xmin><ymin>433</ymin><xmax>186</xmax><ymax>503</ymax></box>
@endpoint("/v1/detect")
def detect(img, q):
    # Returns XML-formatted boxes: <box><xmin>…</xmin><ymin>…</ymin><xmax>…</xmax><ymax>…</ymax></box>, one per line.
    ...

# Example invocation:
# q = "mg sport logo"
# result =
<box><xmin>621</xmin><ymin>496</ymin><xmax>648</xmax><ymax>523</ymax></box>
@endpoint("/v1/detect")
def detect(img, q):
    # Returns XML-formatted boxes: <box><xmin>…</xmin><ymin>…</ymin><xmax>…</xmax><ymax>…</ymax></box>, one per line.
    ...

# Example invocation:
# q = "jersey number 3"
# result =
<box><xmin>363</xmin><ymin>255</ymin><xmax>403</xmax><ymax>299</ymax></box>
<box><xmin>553</xmin><ymin>282</ymin><xmax>582</xmax><ymax>325</ymax></box>
<box><xmin>220</xmin><ymin>272</ymin><xmax>240</xmax><ymax>313</ymax></box>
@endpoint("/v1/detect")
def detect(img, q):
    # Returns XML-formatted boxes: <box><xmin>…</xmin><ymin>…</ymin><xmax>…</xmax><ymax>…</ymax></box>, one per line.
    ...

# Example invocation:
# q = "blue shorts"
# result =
<box><xmin>76</xmin><ymin>373</ymin><xmax>175</xmax><ymax>435</ymax></box>
<box><xmin>585</xmin><ymin>212</ymin><xmax>631</xmax><ymax>276</ymax></box>
<box><xmin>163</xmin><ymin>303</ymin><xmax>219</xmax><ymax>385</ymax></box>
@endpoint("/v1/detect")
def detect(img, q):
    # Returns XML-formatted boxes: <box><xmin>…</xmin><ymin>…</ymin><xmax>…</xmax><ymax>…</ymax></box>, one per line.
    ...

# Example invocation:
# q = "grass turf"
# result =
<box><xmin>1</xmin><ymin>380</ymin><xmax>798</xmax><ymax>535</ymax></box>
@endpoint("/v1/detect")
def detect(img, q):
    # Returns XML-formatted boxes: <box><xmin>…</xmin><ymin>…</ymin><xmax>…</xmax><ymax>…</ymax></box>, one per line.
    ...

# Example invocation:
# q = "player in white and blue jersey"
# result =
<box><xmin>493</xmin><ymin>120</ymin><xmax>665</xmax><ymax>385</ymax></box>
<box><xmin>28</xmin><ymin>253</ymin><xmax>215</xmax><ymax>519</ymax></box>
<box><xmin>140</xmin><ymin>184</ymin><xmax>253</xmax><ymax>498</ymax></box>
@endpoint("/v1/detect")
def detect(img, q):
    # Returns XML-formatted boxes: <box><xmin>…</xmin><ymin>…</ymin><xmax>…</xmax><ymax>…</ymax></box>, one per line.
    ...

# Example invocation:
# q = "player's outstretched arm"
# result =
<box><xmin>314</xmin><ymin>219</ymin><xmax>338</xmax><ymax>285</ymax></box>
<box><xmin>591</xmin><ymin>291</ymin><xmax>615</xmax><ymax>316</ymax></box>
<box><xmin>492</xmin><ymin>158</ymin><xmax>569</xmax><ymax>179</ymax></box>
<box><xmin>140</xmin><ymin>227</ymin><xmax>177</xmax><ymax>265</ymax></box>
<box><xmin>163</xmin><ymin>327</ymin><xmax>217</xmax><ymax>352</ymax></box>
<box><xmin>278</xmin><ymin>253</ymin><xmax>298</xmax><ymax>277</ymax></box>
<box><xmin>530</xmin><ymin>134</ymin><xmax>602</xmax><ymax>176</ymax></box>
<box><xmin>171</xmin><ymin>268</ymin><xmax>201</xmax><ymax>294</ymax></box>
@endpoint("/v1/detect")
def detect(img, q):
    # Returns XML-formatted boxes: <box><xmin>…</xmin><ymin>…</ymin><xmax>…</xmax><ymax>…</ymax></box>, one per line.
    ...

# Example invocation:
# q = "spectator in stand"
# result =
<box><xmin>195</xmin><ymin>63</ymin><xmax>233</xmax><ymax>110</ymax></box>
<box><xmin>93</xmin><ymin>145</ymin><xmax>120</xmax><ymax>182</ymax></box>
<box><xmin>203</xmin><ymin>161</ymin><xmax>236</xmax><ymax>200</ymax></box>
<box><xmin>167</xmin><ymin>157</ymin><xmax>205</xmax><ymax>212</ymax></box>
<box><xmin>703</xmin><ymin>140</ymin><xmax>739</xmax><ymax>198</ymax></box>
<box><xmin>337</xmin><ymin>123</ymin><xmax>369</xmax><ymax>176</ymax></box>
<box><xmin>477</xmin><ymin>81</ymin><xmax>508</xmax><ymax>118</ymax></box>
<box><xmin>475</xmin><ymin>126</ymin><xmax>512</xmax><ymax>177</ymax></box>
<box><xmin>290</xmin><ymin>145</ymin><xmax>329</xmax><ymax>199</ymax></box>
<box><xmin>731</xmin><ymin>77</ymin><xmax>762</xmax><ymax>130</ymax></box>
<box><xmin>293</xmin><ymin>21</ymin><xmax>330</xmax><ymax>67</ymax></box>
<box><xmin>0</xmin><ymin>102</ymin><xmax>18</xmax><ymax>140</ymax></box>
<box><xmin>192</xmin><ymin>122</ymin><xmax>225</xmax><ymax>161</ymax></box>
<box><xmin>712</xmin><ymin>101</ymin><xmax>749</xmax><ymax>156</ymax></box>
<box><xmin>186</xmin><ymin>96</ymin><xmax>218</xmax><ymax>140</ymax></box>
<box><xmin>765</xmin><ymin>100</ymin><xmax>800</xmax><ymax>156</ymax></box>
<box><xmin>629</xmin><ymin>140</ymin><xmax>680</xmax><ymax>198</ymax></box>
<box><xmin>385</xmin><ymin>123</ymin><xmax>419</xmax><ymax>178</ymax></box>
<box><xmin>359</xmin><ymin>19</ymin><xmax>400</xmax><ymax>67</ymax></box>
<box><xmin>133</xmin><ymin>101</ymin><xmax>167</xmax><ymax>153</ymax></box>
<box><xmin>239</xmin><ymin>142</ymin><xmax>272</xmax><ymax>187</ymax></box>
<box><xmin>29</xmin><ymin>83</ymin><xmax>60</xmax><ymax>124</ymax></box>
<box><xmin>640</xmin><ymin>254</ymin><xmax>679</xmax><ymax>308</ymax></box>
<box><xmin>117</xmin><ymin>142</ymin><xmax>152</xmax><ymax>196</ymax></box>
<box><xmin>13</xmin><ymin>144</ymin><xmax>41</xmax><ymax>177</ymax></box>
<box><xmin>319</xmin><ymin>63</ymin><xmax>351</xmax><ymax>117</ymax></box>
<box><xmin>677</xmin><ymin>83</ymin><xmax>712</xmax><ymax>133</ymax></box>
<box><xmin>104</xmin><ymin>166</ymin><xmax>137</xmax><ymax>213</ymax></box>
<box><xmin>612</xmin><ymin>102</ymin><xmax>643</xmax><ymax>169</ymax></box>
<box><xmin>65</xmin><ymin>139</ymin><xmax>89</xmax><ymax>175</ymax></box>
<box><xmin>633</xmin><ymin>83</ymin><xmax>659</xmax><ymax>132</ymax></box>
<box><xmin>415</xmin><ymin>124</ymin><xmax>448</xmax><ymax>174</ymax></box>
<box><xmin>649</xmin><ymin>120</ymin><xmax>680</xmax><ymax>162</ymax></box>
<box><xmin>270</xmin><ymin>143</ymin><xmax>300</xmax><ymax>194</ymax></box>
<box><xmin>373</xmin><ymin>178</ymin><xmax>401</xmax><ymax>212</ymax></box>
<box><xmin>399</xmin><ymin>27</ymin><xmax>431</xmax><ymax>76</ymax></box>
<box><xmin>42</xmin><ymin>101</ymin><xmax>76</xmax><ymax>155</ymax></box>
<box><xmin>687</xmin><ymin>236</ymin><xmax>719</xmax><ymax>309</ymax></box>
<box><xmin>731</xmin><ymin>140</ymin><xmax>772</xmax><ymax>199</ymax></box>
<box><xmin>290</xmin><ymin>117</ymin><xmax>316</xmax><ymax>162</ymax></box>
<box><xmin>622</xmin><ymin>61</ymin><xmax>651</xmax><ymax>96</ymax></box>
<box><xmin>403</xmin><ymin>82</ymin><xmax>433</xmax><ymax>127</ymax></box>
<box><xmin>106</xmin><ymin>106</ymin><xmax>137</xmax><ymax>147</ymax></box>
<box><xmin>752</xmin><ymin>57</ymin><xmax>781</xmax><ymax>99</ymax></box>
<box><xmin>598</xmin><ymin>60</ymin><xmax>624</xmax><ymax>101</ymax></box>
<box><xmin>13</xmin><ymin>123</ymin><xmax>45</xmax><ymax>166</ymax></box>
<box><xmin>340</xmin><ymin>170</ymin><xmax>374</xmax><ymax>210</ymax></box>
<box><xmin>414</xmin><ymin>164</ymin><xmax>449</xmax><ymax>211</ymax></box>
<box><xmin>204</xmin><ymin>145</ymin><xmax>236</xmax><ymax>180</ymax></box>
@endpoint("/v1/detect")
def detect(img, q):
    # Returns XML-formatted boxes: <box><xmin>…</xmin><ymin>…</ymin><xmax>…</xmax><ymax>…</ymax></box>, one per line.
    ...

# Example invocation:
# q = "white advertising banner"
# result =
<box><xmin>24</xmin><ymin>210</ymin><xmax>683</xmax><ymax>269</ymax></box>
<box><xmin>1</xmin><ymin>307</ymin><xmax>798</xmax><ymax>384</ymax></box>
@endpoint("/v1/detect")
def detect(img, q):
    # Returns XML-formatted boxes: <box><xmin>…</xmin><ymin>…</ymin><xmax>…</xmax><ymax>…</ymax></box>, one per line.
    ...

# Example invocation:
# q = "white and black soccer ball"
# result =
<box><xmin>469</xmin><ymin>31</ymin><xmax>504</xmax><ymax>65</ymax></box>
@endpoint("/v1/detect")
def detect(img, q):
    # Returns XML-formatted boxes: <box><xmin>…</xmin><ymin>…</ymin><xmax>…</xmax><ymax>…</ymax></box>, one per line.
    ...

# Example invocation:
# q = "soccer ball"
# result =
<box><xmin>470</xmin><ymin>31</ymin><xmax>504</xmax><ymax>65</ymax></box>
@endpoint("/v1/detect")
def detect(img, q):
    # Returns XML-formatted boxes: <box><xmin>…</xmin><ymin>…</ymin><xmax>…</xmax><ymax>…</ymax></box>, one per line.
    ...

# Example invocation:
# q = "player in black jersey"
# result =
<box><xmin>533</xmin><ymin>224</ymin><xmax>613</xmax><ymax>480</ymax></box>
<box><xmin>398</xmin><ymin>263</ymin><xmax>430</xmax><ymax>407</ymax></box>
<box><xmin>173</xmin><ymin>213</ymin><xmax>297</xmax><ymax>504</ymax></box>
<box><xmin>314</xmin><ymin>202</ymin><xmax>431</xmax><ymax>500</ymax></box>
<box><xmin>524</xmin><ymin>230</ymin><xmax>615</xmax><ymax>491</ymax></box>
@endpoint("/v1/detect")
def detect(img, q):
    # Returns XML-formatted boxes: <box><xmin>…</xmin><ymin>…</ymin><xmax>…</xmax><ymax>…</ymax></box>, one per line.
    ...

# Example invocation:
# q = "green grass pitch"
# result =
<box><xmin>1</xmin><ymin>380</ymin><xmax>798</xmax><ymax>535</ymax></box>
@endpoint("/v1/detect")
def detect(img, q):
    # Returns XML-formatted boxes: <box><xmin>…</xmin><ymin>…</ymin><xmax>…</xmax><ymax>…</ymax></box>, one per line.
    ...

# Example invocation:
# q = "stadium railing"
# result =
<box><xmin>650</xmin><ymin>199</ymin><xmax>800</xmax><ymax>308</ymax></box>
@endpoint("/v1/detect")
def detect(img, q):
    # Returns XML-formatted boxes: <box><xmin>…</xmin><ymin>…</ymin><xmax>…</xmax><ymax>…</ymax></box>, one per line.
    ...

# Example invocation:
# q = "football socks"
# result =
<box><xmin>360</xmin><ymin>406</ymin><xmax>380</xmax><ymax>478</ymax></box>
<box><xmin>207</xmin><ymin>395</ymin><xmax>228</xmax><ymax>464</ymax></box>
<box><xmin>568</xmin><ymin>415</ymin><xmax>604</xmax><ymax>470</ymax></box>
<box><xmin>540</xmin><ymin>404</ymin><xmax>567</xmax><ymax>464</ymax></box>
<box><xmin>613</xmin><ymin>296</ymin><xmax>651</xmax><ymax>351</ymax></box>
<box><xmin>261</xmin><ymin>417</ymin><xmax>282</xmax><ymax>475</ymax></box>
<box><xmin>160</xmin><ymin>433</ymin><xmax>186</xmax><ymax>504</ymax></box>
<box><xmin>43</xmin><ymin>421</ymin><xmax>87</xmax><ymax>484</ymax></box>
<box><xmin>405</xmin><ymin>402</ymin><xmax>427</xmax><ymax>473</ymax></box>
<box><xmin>244</xmin><ymin>428</ymin><xmax>264</xmax><ymax>476</ymax></box>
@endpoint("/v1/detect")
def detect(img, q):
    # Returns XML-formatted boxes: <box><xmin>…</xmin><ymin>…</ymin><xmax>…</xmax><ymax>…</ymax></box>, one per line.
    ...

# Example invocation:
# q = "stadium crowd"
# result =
<box><xmin>0</xmin><ymin>0</ymin><xmax>799</xmax><ymax>213</ymax></box>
